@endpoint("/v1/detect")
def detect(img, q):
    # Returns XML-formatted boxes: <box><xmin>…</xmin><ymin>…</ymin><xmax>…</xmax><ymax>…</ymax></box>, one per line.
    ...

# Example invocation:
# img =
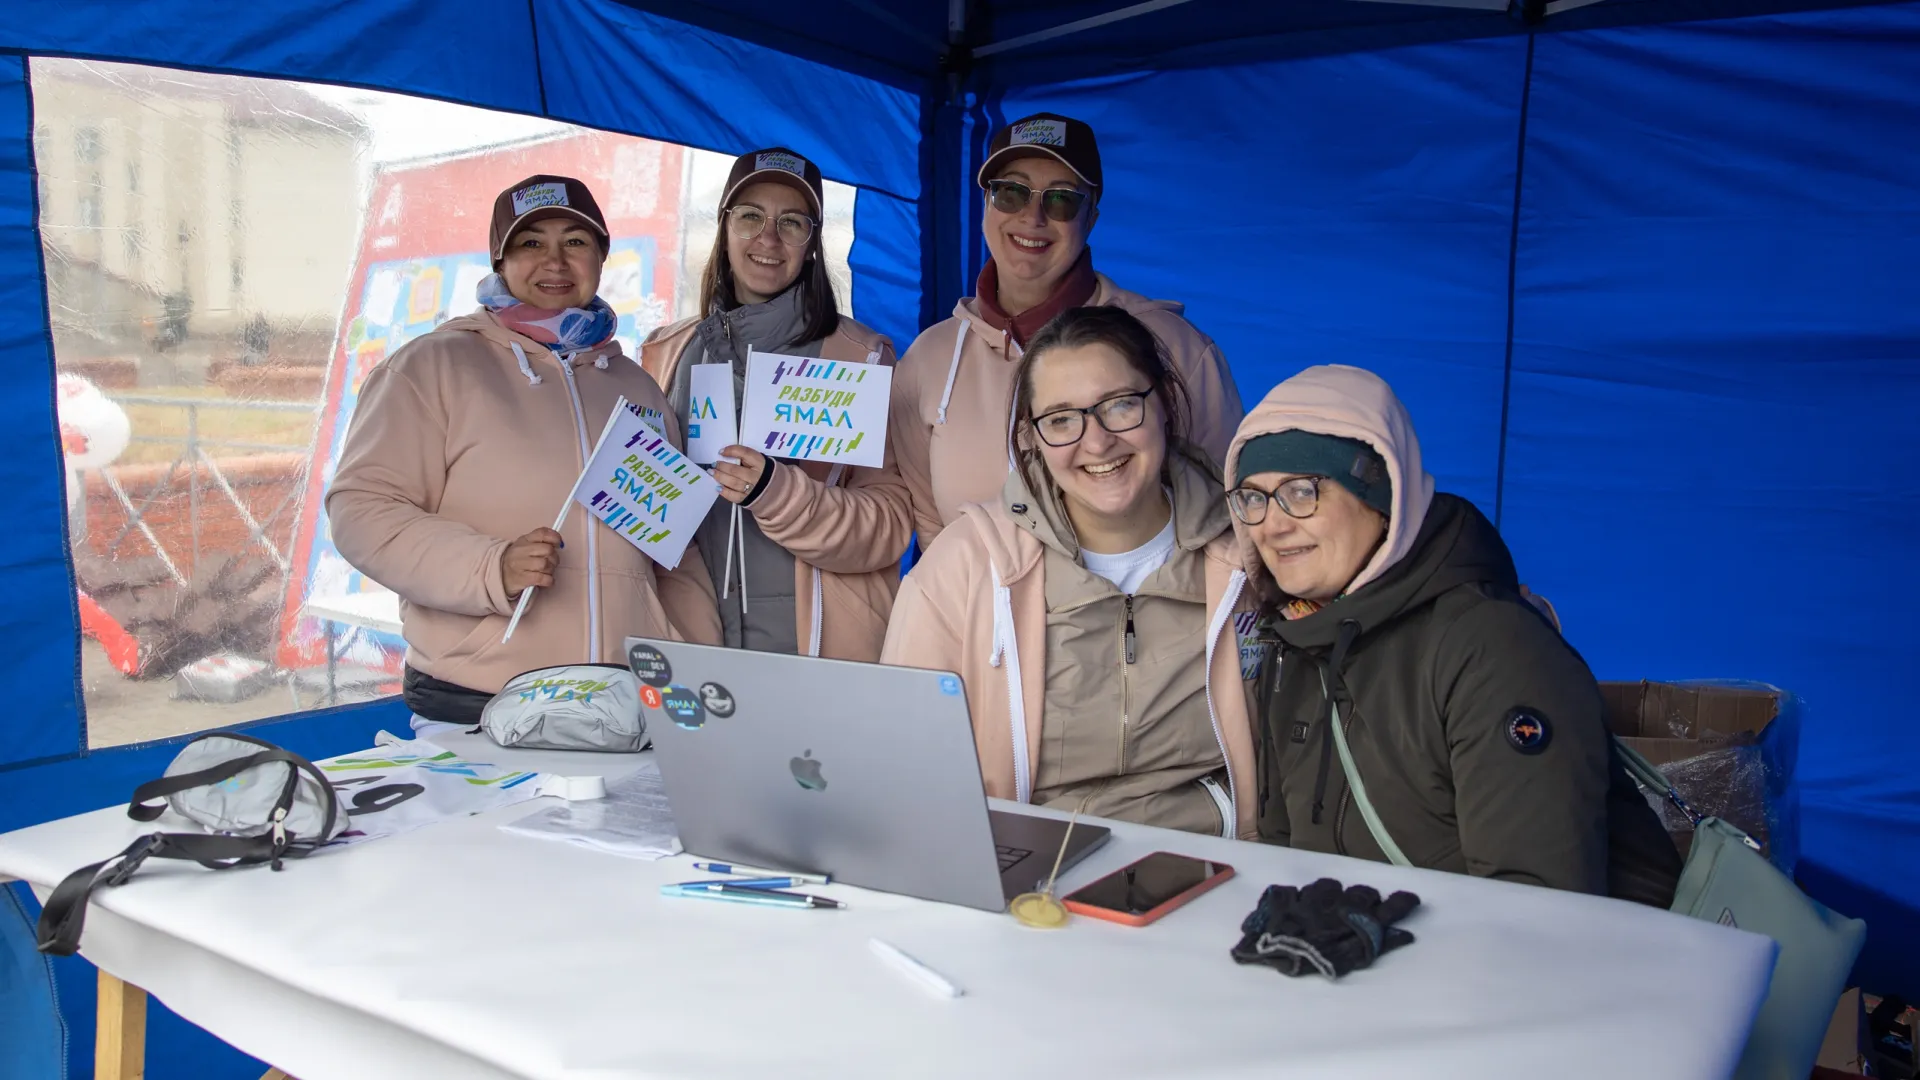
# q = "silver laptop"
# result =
<box><xmin>626</xmin><ymin>638</ymin><xmax>1110</xmax><ymax>912</ymax></box>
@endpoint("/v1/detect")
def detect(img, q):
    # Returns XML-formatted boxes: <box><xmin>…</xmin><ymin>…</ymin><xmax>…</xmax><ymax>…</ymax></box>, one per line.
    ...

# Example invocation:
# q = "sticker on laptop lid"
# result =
<box><xmin>698</xmin><ymin>682</ymin><xmax>736</xmax><ymax>718</ymax></box>
<box><xmin>628</xmin><ymin>643</ymin><xmax>673</xmax><ymax>688</ymax></box>
<box><xmin>661</xmin><ymin>685</ymin><xmax>705</xmax><ymax>730</ymax></box>
<box><xmin>938</xmin><ymin>675</ymin><xmax>961</xmax><ymax>697</ymax></box>
<box><xmin>511</xmin><ymin>181</ymin><xmax>570</xmax><ymax>215</ymax></box>
<box><xmin>1010</xmin><ymin>119</ymin><xmax>1068</xmax><ymax>148</ymax></box>
<box><xmin>755</xmin><ymin>151</ymin><xmax>808</xmax><ymax>177</ymax></box>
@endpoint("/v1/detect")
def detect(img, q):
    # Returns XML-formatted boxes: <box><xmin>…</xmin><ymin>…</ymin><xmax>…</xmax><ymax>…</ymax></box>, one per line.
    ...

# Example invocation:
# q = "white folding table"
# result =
<box><xmin>0</xmin><ymin>730</ymin><xmax>1774</xmax><ymax>1080</ymax></box>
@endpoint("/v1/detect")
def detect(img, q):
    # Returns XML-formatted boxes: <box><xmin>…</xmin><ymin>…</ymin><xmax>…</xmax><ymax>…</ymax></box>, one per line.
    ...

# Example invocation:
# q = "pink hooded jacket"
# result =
<box><xmin>881</xmin><ymin>482</ymin><xmax>1260</xmax><ymax>839</ymax></box>
<box><xmin>326</xmin><ymin>311</ymin><xmax>722</xmax><ymax>694</ymax></box>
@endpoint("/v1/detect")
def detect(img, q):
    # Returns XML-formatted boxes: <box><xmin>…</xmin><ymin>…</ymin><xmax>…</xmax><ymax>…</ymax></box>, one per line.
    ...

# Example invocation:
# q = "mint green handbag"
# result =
<box><xmin>1329</xmin><ymin>702</ymin><xmax>1867</xmax><ymax>1080</ymax></box>
<box><xmin>1613</xmin><ymin>739</ymin><xmax>1865</xmax><ymax>1080</ymax></box>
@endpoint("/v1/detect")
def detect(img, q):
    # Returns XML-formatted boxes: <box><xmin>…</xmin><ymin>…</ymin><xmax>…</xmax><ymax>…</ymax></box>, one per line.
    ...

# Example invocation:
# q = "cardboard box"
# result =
<box><xmin>1599</xmin><ymin>681</ymin><xmax>1779</xmax><ymax>765</ymax></box>
<box><xmin>1600</xmin><ymin>681</ymin><xmax>1780</xmax><ymax>859</ymax></box>
<box><xmin>1819</xmin><ymin>988</ymin><xmax>1865</xmax><ymax>1074</ymax></box>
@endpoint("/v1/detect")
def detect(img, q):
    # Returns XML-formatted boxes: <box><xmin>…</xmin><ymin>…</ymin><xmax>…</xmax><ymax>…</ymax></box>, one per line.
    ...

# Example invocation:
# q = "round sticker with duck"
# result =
<box><xmin>1503</xmin><ymin>707</ymin><xmax>1552</xmax><ymax>755</ymax></box>
<box><xmin>698</xmin><ymin>682</ymin><xmax>736</xmax><ymax>718</ymax></box>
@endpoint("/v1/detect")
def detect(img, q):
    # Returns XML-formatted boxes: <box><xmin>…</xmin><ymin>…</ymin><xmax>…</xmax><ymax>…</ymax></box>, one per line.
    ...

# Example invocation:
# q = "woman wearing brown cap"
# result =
<box><xmin>640</xmin><ymin>148</ymin><xmax>910</xmax><ymax>662</ymax></box>
<box><xmin>328</xmin><ymin>174</ymin><xmax>721</xmax><ymax>726</ymax></box>
<box><xmin>890</xmin><ymin>112</ymin><xmax>1246</xmax><ymax>551</ymax></box>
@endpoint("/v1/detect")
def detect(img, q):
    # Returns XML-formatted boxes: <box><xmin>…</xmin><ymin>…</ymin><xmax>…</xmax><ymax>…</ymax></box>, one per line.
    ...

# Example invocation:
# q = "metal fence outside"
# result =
<box><xmin>87</xmin><ymin>395</ymin><xmax>319</xmax><ymax>587</ymax></box>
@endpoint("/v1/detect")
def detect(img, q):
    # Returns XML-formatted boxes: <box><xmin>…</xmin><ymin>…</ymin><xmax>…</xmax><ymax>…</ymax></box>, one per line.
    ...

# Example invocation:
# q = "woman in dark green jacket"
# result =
<box><xmin>1227</xmin><ymin>364</ymin><xmax>1679</xmax><ymax>906</ymax></box>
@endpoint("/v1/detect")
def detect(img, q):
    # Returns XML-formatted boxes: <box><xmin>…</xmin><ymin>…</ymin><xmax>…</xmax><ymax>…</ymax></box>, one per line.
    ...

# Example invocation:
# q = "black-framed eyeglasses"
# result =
<box><xmin>724</xmin><ymin>206</ymin><xmax>817</xmax><ymax>246</ymax></box>
<box><xmin>1030</xmin><ymin>390</ymin><xmax>1151</xmax><ymax>448</ymax></box>
<box><xmin>986</xmin><ymin>179</ymin><xmax>1091</xmax><ymax>223</ymax></box>
<box><xmin>1227</xmin><ymin>476</ymin><xmax>1325</xmax><ymax>525</ymax></box>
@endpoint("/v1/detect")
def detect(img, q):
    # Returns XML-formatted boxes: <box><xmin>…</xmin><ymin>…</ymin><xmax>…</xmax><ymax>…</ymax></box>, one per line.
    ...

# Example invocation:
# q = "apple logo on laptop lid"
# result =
<box><xmin>790</xmin><ymin>750</ymin><xmax>827</xmax><ymax>791</ymax></box>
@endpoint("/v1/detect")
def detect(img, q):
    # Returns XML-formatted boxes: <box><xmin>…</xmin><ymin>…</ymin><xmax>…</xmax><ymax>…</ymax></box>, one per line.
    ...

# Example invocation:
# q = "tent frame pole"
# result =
<box><xmin>973</xmin><ymin>0</ymin><xmax>1198</xmax><ymax>58</ymax></box>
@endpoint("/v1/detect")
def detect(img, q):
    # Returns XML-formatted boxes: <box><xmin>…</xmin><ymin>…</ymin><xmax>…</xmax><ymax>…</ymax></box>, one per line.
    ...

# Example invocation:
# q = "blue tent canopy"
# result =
<box><xmin>2</xmin><ymin>2</ymin><xmax>1915</xmax><ymax>1073</ymax></box>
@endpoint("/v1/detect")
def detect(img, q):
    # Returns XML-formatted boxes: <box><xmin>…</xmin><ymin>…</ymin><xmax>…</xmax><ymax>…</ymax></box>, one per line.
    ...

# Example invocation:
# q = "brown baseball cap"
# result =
<box><xmin>977</xmin><ymin>112</ymin><xmax>1102</xmax><ymax>191</ymax></box>
<box><xmin>721</xmin><ymin>147</ymin><xmax>824</xmax><ymax>218</ymax></box>
<box><xmin>489</xmin><ymin>174</ymin><xmax>609</xmax><ymax>263</ymax></box>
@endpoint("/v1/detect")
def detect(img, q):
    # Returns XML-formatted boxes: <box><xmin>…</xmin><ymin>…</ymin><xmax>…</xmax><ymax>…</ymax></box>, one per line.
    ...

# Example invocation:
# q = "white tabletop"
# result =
<box><xmin>301</xmin><ymin>589</ymin><xmax>403</xmax><ymax>635</ymax></box>
<box><xmin>0</xmin><ymin>730</ymin><xmax>1773</xmax><ymax>1080</ymax></box>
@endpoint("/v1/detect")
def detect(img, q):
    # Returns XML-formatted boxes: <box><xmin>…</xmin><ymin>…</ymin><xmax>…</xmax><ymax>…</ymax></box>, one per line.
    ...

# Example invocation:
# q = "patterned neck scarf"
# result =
<box><xmin>476</xmin><ymin>272</ymin><xmax>617</xmax><ymax>352</ymax></box>
<box><xmin>1280</xmin><ymin>598</ymin><xmax>1324</xmax><ymax>621</ymax></box>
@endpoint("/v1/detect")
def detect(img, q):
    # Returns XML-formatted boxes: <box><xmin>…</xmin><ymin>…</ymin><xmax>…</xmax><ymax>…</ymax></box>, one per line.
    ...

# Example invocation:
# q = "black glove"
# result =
<box><xmin>1231</xmin><ymin>877</ymin><xmax>1420</xmax><ymax>978</ymax></box>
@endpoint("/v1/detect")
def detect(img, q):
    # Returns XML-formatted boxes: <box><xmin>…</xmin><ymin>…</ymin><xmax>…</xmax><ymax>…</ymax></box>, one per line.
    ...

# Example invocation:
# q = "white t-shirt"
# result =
<box><xmin>1080</xmin><ymin>516</ymin><xmax>1177</xmax><ymax>595</ymax></box>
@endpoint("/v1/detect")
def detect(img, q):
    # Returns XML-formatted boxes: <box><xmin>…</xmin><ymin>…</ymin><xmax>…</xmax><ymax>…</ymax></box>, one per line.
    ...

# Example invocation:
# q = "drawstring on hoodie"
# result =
<box><xmin>510</xmin><ymin>342</ymin><xmax>543</xmax><ymax>386</ymax></box>
<box><xmin>1310</xmin><ymin>618</ymin><xmax>1361</xmax><ymax>827</ymax></box>
<box><xmin>987</xmin><ymin>564</ymin><xmax>1032</xmax><ymax>804</ymax></box>
<box><xmin>935</xmin><ymin>320</ymin><xmax>968</xmax><ymax>426</ymax></box>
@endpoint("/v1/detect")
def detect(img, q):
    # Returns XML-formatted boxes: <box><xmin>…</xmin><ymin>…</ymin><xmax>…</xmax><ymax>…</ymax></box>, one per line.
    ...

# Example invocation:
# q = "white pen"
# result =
<box><xmin>869</xmin><ymin>938</ymin><xmax>964</xmax><ymax>999</ymax></box>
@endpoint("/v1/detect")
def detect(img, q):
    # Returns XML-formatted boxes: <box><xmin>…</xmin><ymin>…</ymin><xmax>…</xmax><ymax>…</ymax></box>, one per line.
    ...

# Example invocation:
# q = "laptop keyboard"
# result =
<box><xmin>996</xmin><ymin>844</ymin><xmax>1034</xmax><ymax>872</ymax></box>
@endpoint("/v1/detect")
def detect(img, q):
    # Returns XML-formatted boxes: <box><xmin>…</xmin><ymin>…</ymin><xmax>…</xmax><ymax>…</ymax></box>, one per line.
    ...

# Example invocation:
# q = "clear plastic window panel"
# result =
<box><xmin>33</xmin><ymin>58</ymin><xmax>859</xmax><ymax>747</ymax></box>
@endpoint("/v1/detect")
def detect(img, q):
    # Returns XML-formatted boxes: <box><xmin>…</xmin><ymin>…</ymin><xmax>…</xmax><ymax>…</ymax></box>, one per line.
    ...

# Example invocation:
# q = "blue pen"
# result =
<box><xmin>673</xmin><ymin>876</ymin><xmax>810</xmax><ymax>890</ymax></box>
<box><xmin>660</xmin><ymin>883</ymin><xmax>844</xmax><ymax>910</ymax></box>
<box><xmin>692</xmin><ymin>861</ymin><xmax>830</xmax><ymax>885</ymax></box>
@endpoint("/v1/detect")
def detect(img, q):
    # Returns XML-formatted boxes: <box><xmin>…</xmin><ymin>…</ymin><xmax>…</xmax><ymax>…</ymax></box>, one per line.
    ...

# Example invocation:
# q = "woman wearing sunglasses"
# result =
<box><xmin>889</xmin><ymin>112</ymin><xmax>1245</xmax><ymax>550</ymax></box>
<box><xmin>883</xmin><ymin>307</ymin><xmax>1258</xmax><ymax>838</ymax></box>
<box><xmin>1226</xmin><ymin>365</ymin><xmax>1679</xmax><ymax>903</ymax></box>
<box><xmin>640</xmin><ymin>148</ymin><xmax>910</xmax><ymax>662</ymax></box>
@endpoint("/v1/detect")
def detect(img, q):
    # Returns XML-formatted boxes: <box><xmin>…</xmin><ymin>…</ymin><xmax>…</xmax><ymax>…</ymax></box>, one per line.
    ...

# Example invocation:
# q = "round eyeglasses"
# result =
<box><xmin>1226</xmin><ymin>476</ymin><xmax>1325</xmax><ymax>524</ymax></box>
<box><xmin>725</xmin><ymin>205</ymin><xmax>816</xmax><ymax>247</ymax></box>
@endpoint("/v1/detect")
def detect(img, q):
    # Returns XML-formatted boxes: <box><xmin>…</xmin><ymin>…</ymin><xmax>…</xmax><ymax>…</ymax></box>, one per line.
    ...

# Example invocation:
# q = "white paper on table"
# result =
<box><xmin>738</xmin><ymin>348</ymin><xmax>890</xmax><ymax>469</ymax></box>
<box><xmin>685</xmin><ymin>364</ymin><xmax>738</xmax><ymax>464</ymax></box>
<box><xmin>499</xmin><ymin>761</ymin><xmax>682</xmax><ymax>860</ymax></box>
<box><xmin>316</xmin><ymin>733</ymin><xmax>544</xmax><ymax>847</ymax></box>
<box><xmin>566</xmin><ymin>396</ymin><xmax>719</xmax><ymax>570</ymax></box>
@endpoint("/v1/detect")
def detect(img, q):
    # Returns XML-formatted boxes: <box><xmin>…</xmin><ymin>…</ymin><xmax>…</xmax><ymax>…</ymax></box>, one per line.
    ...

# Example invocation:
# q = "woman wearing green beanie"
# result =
<box><xmin>1225</xmin><ymin>365</ymin><xmax>1680</xmax><ymax>907</ymax></box>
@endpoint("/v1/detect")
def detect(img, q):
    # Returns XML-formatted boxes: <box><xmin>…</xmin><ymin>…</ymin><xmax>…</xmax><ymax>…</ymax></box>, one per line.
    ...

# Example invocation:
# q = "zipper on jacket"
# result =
<box><xmin>555</xmin><ymin>353</ymin><xmax>601</xmax><ymax>661</ymax></box>
<box><xmin>1117</xmin><ymin>594</ymin><xmax>1135</xmax><ymax>775</ymax></box>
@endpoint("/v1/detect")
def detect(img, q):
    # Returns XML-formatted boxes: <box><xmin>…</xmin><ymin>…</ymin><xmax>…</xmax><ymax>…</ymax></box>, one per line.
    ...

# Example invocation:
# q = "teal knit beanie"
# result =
<box><xmin>1233</xmin><ymin>430</ymin><xmax>1390</xmax><ymax>516</ymax></box>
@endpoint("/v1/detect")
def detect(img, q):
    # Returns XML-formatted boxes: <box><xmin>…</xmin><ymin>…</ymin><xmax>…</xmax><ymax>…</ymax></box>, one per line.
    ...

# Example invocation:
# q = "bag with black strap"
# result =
<box><xmin>37</xmin><ymin>731</ymin><xmax>347</xmax><ymax>956</ymax></box>
<box><xmin>1327</xmin><ymin>700</ymin><xmax>1867</xmax><ymax>1080</ymax></box>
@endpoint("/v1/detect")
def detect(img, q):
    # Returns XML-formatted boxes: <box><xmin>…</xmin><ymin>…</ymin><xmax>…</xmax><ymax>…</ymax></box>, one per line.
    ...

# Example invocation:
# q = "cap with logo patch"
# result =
<box><xmin>489</xmin><ymin>174</ymin><xmax>609</xmax><ymax>264</ymax></box>
<box><xmin>722</xmin><ymin>147</ymin><xmax>824</xmax><ymax>218</ymax></box>
<box><xmin>977</xmin><ymin>112</ymin><xmax>1102</xmax><ymax>192</ymax></box>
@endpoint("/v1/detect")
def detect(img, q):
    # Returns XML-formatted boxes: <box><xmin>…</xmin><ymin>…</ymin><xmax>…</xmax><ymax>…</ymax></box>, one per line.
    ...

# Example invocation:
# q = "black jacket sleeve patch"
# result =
<box><xmin>1503</xmin><ymin>707</ymin><xmax>1552</xmax><ymax>755</ymax></box>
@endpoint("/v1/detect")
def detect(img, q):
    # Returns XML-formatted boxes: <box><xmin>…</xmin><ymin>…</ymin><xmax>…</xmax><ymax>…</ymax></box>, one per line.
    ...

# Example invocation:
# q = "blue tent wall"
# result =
<box><xmin>0</xmin><ymin>54</ymin><xmax>79</xmax><ymax>769</ymax></box>
<box><xmin>1506</xmin><ymin>1</ymin><xmax>1920</xmax><ymax>996</ymax></box>
<box><xmin>993</xmin><ymin>38</ymin><xmax>1531</xmax><ymax>514</ymax></box>
<box><xmin>535</xmin><ymin>0</ymin><xmax>927</xmax><ymax>349</ymax></box>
